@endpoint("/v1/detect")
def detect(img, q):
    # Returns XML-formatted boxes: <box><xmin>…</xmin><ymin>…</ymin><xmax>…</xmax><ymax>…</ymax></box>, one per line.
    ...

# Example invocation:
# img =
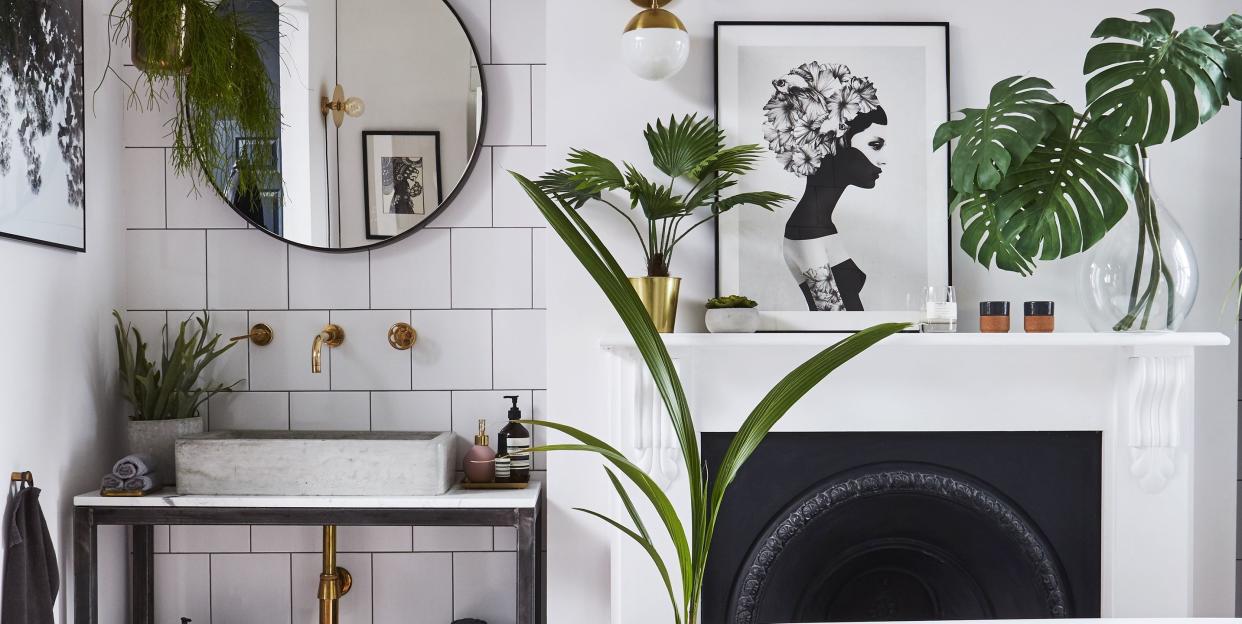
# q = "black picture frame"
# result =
<box><xmin>0</xmin><ymin>0</ymin><xmax>86</xmax><ymax>253</ymax></box>
<box><xmin>362</xmin><ymin>130</ymin><xmax>444</xmax><ymax>241</ymax></box>
<box><xmin>713</xmin><ymin>21</ymin><xmax>952</xmax><ymax>332</ymax></box>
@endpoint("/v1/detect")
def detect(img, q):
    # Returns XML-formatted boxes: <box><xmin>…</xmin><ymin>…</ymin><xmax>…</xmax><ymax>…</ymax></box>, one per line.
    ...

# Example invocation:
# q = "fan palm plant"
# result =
<box><xmin>536</xmin><ymin>114</ymin><xmax>791</xmax><ymax>277</ymax></box>
<box><xmin>934</xmin><ymin>9</ymin><xmax>1242</xmax><ymax>330</ymax></box>
<box><xmin>510</xmin><ymin>170</ymin><xmax>906</xmax><ymax>624</ymax></box>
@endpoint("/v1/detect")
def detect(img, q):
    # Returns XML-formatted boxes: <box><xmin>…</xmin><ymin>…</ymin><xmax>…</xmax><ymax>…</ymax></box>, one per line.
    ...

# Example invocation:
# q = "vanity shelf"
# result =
<box><xmin>72</xmin><ymin>482</ymin><xmax>543</xmax><ymax>624</ymax></box>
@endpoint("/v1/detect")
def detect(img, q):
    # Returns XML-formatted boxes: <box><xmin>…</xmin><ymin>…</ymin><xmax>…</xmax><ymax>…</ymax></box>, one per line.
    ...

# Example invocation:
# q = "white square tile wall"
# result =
<box><xmin>121</xmin><ymin>2</ymin><xmax>546</xmax><ymax>620</ymax></box>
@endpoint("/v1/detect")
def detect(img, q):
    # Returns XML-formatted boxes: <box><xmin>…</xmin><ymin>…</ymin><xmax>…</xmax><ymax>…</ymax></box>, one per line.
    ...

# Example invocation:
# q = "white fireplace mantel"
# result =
<box><xmin>600</xmin><ymin>331</ymin><xmax>1228</xmax><ymax>621</ymax></box>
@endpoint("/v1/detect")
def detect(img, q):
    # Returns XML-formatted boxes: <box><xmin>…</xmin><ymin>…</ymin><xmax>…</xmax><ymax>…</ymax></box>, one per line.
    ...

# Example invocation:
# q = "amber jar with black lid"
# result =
<box><xmin>1023</xmin><ymin>301</ymin><xmax>1055</xmax><ymax>333</ymax></box>
<box><xmin>979</xmin><ymin>301</ymin><xmax>1010</xmax><ymax>333</ymax></box>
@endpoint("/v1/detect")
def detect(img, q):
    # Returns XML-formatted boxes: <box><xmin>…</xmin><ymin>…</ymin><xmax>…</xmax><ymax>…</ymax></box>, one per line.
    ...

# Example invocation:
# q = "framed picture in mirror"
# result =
<box><xmin>363</xmin><ymin>130</ymin><xmax>443</xmax><ymax>240</ymax></box>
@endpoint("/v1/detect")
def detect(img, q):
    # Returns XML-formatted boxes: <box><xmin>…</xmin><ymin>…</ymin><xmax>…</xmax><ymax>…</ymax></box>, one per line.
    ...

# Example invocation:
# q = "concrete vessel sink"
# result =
<box><xmin>175</xmin><ymin>431</ymin><xmax>455</xmax><ymax>496</ymax></box>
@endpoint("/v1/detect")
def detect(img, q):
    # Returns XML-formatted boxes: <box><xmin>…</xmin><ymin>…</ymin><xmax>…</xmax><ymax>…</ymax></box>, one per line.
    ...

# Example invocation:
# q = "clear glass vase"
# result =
<box><xmin>1079</xmin><ymin>176</ymin><xmax>1198</xmax><ymax>332</ymax></box>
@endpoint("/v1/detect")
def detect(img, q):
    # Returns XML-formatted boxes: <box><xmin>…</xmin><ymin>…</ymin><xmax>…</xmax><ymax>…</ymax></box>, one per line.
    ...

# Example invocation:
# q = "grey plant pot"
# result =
<box><xmin>127</xmin><ymin>416</ymin><xmax>203</xmax><ymax>484</ymax></box>
<box><xmin>705</xmin><ymin>308</ymin><xmax>760</xmax><ymax>333</ymax></box>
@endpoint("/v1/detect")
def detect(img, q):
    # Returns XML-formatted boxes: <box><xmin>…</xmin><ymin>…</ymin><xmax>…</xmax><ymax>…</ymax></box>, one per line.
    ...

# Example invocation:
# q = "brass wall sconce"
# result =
<box><xmin>312</xmin><ymin>324</ymin><xmax>345</xmax><ymax>373</ymax></box>
<box><xmin>388</xmin><ymin>322</ymin><xmax>417</xmax><ymax>350</ymax></box>
<box><xmin>321</xmin><ymin>84</ymin><xmax>365</xmax><ymax>128</ymax></box>
<box><xmin>230</xmin><ymin>323</ymin><xmax>274</xmax><ymax>346</ymax></box>
<box><xmin>622</xmin><ymin>0</ymin><xmax>690</xmax><ymax>81</ymax></box>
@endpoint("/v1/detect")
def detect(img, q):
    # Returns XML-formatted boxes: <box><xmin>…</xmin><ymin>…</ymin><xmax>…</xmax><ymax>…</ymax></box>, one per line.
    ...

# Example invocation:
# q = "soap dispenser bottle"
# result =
<box><xmin>463</xmin><ymin>419</ymin><xmax>496</xmax><ymax>484</ymax></box>
<box><xmin>496</xmin><ymin>395</ymin><xmax>531</xmax><ymax>484</ymax></box>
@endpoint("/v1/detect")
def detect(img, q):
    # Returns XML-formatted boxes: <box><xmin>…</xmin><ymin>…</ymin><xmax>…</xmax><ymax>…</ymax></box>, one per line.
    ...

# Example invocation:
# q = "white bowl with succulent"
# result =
<box><xmin>114</xmin><ymin>311</ymin><xmax>241</xmax><ymax>481</ymax></box>
<box><xmin>705</xmin><ymin>295</ymin><xmax>760</xmax><ymax>333</ymax></box>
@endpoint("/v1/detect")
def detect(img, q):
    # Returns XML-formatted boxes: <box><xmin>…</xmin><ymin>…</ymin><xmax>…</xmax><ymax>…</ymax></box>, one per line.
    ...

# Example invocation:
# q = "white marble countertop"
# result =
<box><xmin>73</xmin><ymin>481</ymin><xmax>541</xmax><ymax>509</ymax></box>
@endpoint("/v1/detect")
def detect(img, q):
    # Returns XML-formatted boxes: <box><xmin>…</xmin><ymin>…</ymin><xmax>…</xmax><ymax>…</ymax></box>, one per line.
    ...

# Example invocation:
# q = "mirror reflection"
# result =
<box><xmin>208</xmin><ymin>0</ymin><xmax>484</xmax><ymax>250</ymax></box>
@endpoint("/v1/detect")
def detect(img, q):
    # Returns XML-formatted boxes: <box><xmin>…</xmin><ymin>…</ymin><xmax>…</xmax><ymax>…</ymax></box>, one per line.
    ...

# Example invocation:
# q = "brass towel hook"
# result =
<box><xmin>10</xmin><ymin>471</ymin><xmax>33</xmax><ymax>487</ymax></box>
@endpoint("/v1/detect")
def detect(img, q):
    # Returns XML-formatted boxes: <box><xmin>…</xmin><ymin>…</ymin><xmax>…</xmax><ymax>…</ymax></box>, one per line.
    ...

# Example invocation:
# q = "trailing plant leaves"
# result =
<box><xmin>644</xmin><ymin>114</ymin><xmax>723</xmax><ymax>179</ymax></box>
<box><xmin>1208</xmin><ymin>15</ymin><xmax>1242</xmax><ymax>100</ymax></box>
<box><xmin>954</xmin><ymin>105</ymin><xmax>1140</xmax><ymax>273</ymax></box>
<box><xmin>1084</xmin><ymin>8</ymin><xmax>1228</xmax><ymax>146</ymax></box>
<box><xmin>934</xmin><ymin>76</ymin><xmax>1061</xmax><ymax>194</ymax></box>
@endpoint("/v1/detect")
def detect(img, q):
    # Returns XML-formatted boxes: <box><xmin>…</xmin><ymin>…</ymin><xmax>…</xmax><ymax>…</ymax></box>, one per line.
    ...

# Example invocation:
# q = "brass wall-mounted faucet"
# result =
<box><xmin>312</xmin><ymin>324</ymin><xmax>345</xmax><ymax>373</ymax></box>
<box><xmin>318</xmin><ymin>525</ymin><xmax>352</xmax><ymax>624</ymax></box>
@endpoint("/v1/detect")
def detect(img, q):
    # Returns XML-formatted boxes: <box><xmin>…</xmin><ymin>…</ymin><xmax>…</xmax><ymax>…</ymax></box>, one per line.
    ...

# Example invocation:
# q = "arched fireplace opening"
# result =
<box><xmin>702</xmin><ymin>432</ymin><xmax>1101</xmax><ymax>624</ymax></box>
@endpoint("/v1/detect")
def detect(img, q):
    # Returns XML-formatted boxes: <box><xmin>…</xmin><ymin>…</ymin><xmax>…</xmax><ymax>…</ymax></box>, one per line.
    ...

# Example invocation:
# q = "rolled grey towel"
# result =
<box><xmin>112</xmin><ymin>454</ymin><xmax>156</xmax><ymax>480</ymax></box>
<box><xmin>100</xmin><ymin>474</ymin><xmax>124</xmax><ymax>490</ymax></box>
<box><xmin>122</xmin><ymin>474</ymin><xmax>161</xmax><ymax>493</ymax></box>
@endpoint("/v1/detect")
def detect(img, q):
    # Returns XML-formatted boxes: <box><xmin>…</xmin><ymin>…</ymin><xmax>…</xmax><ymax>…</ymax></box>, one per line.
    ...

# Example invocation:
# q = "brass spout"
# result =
<box><xmin>312</xmin><ymin>324</ymin><xmax>345</xmax><ymax>373</ymax></box>
<box><xmin>318</xmin><ymin>525</ymin><xmax>352</xmax><ymax>624</ymax></box>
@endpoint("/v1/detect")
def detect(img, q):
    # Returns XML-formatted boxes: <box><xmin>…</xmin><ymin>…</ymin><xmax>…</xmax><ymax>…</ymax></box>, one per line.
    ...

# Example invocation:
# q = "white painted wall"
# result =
<box><xmin>544</xmin><ymin>1</ymin><xmax>1241</xmax><ymax>621</ymax></box>
<box><xmin>0</xmin><ymin>1</ymin><xmax>128</xmax><ymax>622</ymax></box>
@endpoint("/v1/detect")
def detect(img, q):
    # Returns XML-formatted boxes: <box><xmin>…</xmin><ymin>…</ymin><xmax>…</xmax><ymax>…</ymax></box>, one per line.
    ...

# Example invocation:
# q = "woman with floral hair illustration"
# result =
<box><xmin>763</xmin><ymin>61</ymin><xmax>888</xmax><ymax>311</ymax></box>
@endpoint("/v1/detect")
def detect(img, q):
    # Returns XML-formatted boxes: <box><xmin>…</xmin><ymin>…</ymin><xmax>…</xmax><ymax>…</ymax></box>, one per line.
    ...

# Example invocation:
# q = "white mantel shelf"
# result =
<box><xmin>600</xmin><ymin>330</ymin><xmax>1231</xmax><ymax>618</ymax></box>
<box><xmin>602</xmin><ymin>331</ymin><xmax>1229</xmax><ymax>350</ymax></box>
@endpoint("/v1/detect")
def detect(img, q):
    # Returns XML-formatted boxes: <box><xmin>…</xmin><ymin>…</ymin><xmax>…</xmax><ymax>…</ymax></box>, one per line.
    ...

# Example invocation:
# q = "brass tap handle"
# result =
<box><xmin>312</xmin><ymin>324</ymin><xmax>345</xmax><ymax>373</ymax></box>
<box><xmin>388</xmin><ymin>322</ymin><xmax>417</xmax><ymax>350</ymax></box>
<box><xmin>230</xmin><ymin>323</ymin><xmax>273</xmax><ymax>346</ymax></box>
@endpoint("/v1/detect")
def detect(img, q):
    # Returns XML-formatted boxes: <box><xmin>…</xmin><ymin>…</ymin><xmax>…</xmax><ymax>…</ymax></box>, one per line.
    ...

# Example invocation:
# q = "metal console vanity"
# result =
<box><xmin>72</xmin><ymin>483</ymin><xmax>543</xmax><ymax>624</ymax></box>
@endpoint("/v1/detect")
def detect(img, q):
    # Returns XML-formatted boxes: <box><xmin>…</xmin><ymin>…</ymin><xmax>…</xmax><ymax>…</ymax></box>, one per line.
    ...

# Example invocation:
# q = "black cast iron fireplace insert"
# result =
<box><xmin>703</xmin><ymin>432</ymin><xmax>1101</xmax><ymax>623</ymax></box>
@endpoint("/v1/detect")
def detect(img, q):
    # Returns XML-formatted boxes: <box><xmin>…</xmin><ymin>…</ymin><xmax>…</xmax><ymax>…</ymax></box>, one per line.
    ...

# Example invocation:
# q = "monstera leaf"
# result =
<box><xmin>1084</xmin><ymin>9</ymin><xmax>1228</xmax><ymax>146</ymax></box>
<box><xmin>955</xmin><ymin>105</ymin><xmax>1141</xmax><ymax>274</ymax></box>
<box><xmin>933</xmin><ymin>76</ymin><xmax>1061</xmax><ymax>194</ymax></box>
<box><xmin>1209</xmin><ymin>15</ymin><xmax>1242</xmax><ymax>100</ymax></box>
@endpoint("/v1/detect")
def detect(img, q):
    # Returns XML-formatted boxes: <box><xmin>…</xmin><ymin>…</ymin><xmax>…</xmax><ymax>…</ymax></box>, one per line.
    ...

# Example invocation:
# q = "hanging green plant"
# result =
<box><xmin>934</xmin><ymin>8</ymin><xmax>1242</xmax><ymax>330</ymax></box>
<box><xmin>100</xmin><ymin>0</ymin><xmax>279</xmax><ymax>198</ymax></box>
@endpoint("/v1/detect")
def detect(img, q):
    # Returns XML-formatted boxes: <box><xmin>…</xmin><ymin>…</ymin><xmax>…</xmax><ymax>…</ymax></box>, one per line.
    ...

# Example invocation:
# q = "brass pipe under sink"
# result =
<box><xmin>318</xmin><ymin>525</ymin><xmax>352</xmax><ymax>624</ymax></box>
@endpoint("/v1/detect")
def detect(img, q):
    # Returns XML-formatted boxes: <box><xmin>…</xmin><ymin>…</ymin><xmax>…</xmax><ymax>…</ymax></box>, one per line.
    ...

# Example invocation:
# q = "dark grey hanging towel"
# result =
<box><xmin>2</xmin><ymin>486</ymin><xmax>59</xmax><ymax>624</ymax></box>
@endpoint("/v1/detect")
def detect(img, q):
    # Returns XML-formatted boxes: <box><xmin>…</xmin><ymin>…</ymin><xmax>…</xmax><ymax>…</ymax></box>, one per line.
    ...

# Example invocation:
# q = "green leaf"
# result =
<box><xmin>715</xmin><ymin>191</ymin><xmax>793</xmax><ymax>215</ymax></box>
<box><xmin>644</xmin><ymin>114</ymin><xmax>723</xmax><ymax>179</ymax></box>
<box><xmin>574</xmin><ymin>507</ymin><xmax>682</xmax><ymax>624</ymax></box>
<box><xmin>689</xmin><ymin>144</ymin><xmax>765</xmax><ymax>180</ymax></box>
<box><xmin>682</xmin><ymin>176</ymin><xmax>738</xmax><ymax>212</ymax></box>
<box><xmin>1208</xmin><ymin>15</ymin><xmax>1242</xmax><ymax>100</ymax></box>
<box><xmin>955</xmin><ymin>106</ymin><xmax>1140</xmax><ymax>273</ymax></box>
<box><xmin>510</xmin><ymin>171</ymin><xmax>703</xmax><ymax>532</ymax></box>
<box><xmin>565</xmin><ymin>149</ymin><xmax>626</xmax><ymax>193</ymax></box>
<box><xmin>954</xmin><ymin>190</ymin><xmax>1036</xmax><ymax>275</ymax></box>
<box><xmin>1084</xmin><ymin>9</ymin><xmax>1228</xmax><ymax>146</ymax></box>
<box><xmin>624</xmin><ymin>164</ymin><xmax>685</xmax><ymax>220</ymax></box>
<box><xmin>933</xmin><ymin>76</ymin><xmax>1060</xmax><ymax>194</ymax></box>
<box><xmin>706</xmin><ymin>322</ymin><xmax>908</xmax><ymax>525</ymax></box>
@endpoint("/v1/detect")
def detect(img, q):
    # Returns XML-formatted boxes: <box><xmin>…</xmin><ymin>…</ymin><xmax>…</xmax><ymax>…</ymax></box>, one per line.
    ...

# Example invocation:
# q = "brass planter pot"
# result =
<box><xmin>629</xmin><ymin>276</ymin><xmax>680</xmax><ymax>333</ymax></box>
<box><xmin>130</xmin><ymin>0</ymin><xmax>190</xmax><ymax>73</ymax></box>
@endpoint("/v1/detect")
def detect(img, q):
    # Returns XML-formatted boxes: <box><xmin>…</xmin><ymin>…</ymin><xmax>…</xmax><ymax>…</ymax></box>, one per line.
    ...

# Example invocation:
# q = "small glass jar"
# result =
<box><xmin>979</xmin><ymin>301</ymin><xmax>1010</xmax><ymax>333</ymax></box>
<box><xmin>921</xmin><ymin>286</ymin><xmax>957</xmax><ymax>333</ymax></box>
<box><xmin>1024</xmin><ymin>301</ymin><xmax>1055</xmax><ymax>333</ymax></box>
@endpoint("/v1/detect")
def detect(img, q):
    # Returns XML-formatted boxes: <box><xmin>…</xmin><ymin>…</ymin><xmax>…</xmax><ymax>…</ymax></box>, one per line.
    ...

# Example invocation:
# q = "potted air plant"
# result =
<box><xmin>114</xmin><ymin>311</ymin><xmax>240</xmax><ymax>478</ymax></box>
<box><xmin>536</xmin><ymin>114</ymin><xmax>791</xmax><ymax>332</ymax></box>
<box><xmin>705</xmin><ymin>295</ymin><xmax>760</xmax><ymax>333</ymax></box>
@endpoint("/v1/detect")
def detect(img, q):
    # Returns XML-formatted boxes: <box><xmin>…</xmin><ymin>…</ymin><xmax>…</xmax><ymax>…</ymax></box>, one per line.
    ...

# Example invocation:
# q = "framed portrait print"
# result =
<box><xmin>0</xmin><ymin>0</ymin><xmax>86</xmax><ymax>251</ymax></box>
<box><xmin>362</xmin><ymin>131</ymin><xmax>443</xmax><ymax>240</ymax></box>
<box><xmin>715</xmin><ymin>22</ymin><xmax>950</xmax><ymax>331</ymax></box>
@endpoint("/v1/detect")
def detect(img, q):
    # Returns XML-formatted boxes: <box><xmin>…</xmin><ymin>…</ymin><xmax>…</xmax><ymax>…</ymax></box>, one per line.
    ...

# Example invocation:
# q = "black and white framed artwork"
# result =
<box><xmin>716</xmin><ymin>22</ymin><xmax>949</xmax><ymax>331</ymax></box>
<box><xmin>0</xmin><ymin>0</ymin><xmax>86</xmax><ymax>251</ymax></box>
<box><xmin>363</xmin><ymin>131</ymin><xmax>443</xmax><ymax>240</ymax></box>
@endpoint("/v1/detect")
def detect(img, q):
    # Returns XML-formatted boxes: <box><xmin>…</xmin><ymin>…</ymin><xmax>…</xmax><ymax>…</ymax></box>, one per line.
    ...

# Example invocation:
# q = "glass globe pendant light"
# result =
<box><xmin>622</xmin><ymin>0</ymin><xmax>690</xmax><ymax>81</ymax></box>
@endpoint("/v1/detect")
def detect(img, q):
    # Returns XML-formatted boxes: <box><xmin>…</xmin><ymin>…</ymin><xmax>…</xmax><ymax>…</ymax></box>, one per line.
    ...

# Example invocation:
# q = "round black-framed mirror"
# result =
<box><xmin>199</xmin><ymin>0</ymin><xmax>487</xmax><ymax>252</ymax></box>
